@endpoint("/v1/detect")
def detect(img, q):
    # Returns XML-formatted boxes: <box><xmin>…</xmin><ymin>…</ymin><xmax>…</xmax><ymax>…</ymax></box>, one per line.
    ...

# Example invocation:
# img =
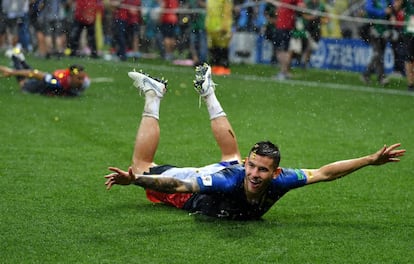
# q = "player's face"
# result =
<box><xmin>70</xmin><ymin>72</ymin><xmax>87</xmax><ymax>90</ymax></box>
<box><xmin>244</xmin><ymin>153</ymin><xmax>280</xmax><ymax>195</ymax></box>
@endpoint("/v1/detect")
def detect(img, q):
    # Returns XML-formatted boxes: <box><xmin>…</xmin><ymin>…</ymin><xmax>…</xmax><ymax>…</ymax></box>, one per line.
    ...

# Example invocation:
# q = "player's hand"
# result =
<box><xmin>370</xmin><ymin>143</ymin><xmax>405</xmax><ymax>165</ymax></box>
<box><xmin>104</xmin><ymin>166</ymin><xmax>135</xmax><ymax>190</ymax></box>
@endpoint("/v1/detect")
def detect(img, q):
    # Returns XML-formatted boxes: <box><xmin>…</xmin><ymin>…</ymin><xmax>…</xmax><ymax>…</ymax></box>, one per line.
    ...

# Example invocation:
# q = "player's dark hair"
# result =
<box><xmin>249</xmin><ymin>141</ymin><xmax>281</xmax><ymax>168</ymax></box>
<box><xmin>69</xmin><ymin>64</ymin><xmax>85</xmax><ymax>75</ymax></box>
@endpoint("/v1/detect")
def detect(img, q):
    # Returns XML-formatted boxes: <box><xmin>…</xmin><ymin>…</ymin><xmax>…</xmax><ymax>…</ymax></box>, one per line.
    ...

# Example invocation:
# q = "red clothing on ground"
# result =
<box><xmin>53</xmin><ymin>69</ymin><xmax>71</xmax><ymax>90</ymax></box>
<box><xmin>145</xmin><ymin>189</ymin><xmax>192</xmax><ymax>209</ymax></box>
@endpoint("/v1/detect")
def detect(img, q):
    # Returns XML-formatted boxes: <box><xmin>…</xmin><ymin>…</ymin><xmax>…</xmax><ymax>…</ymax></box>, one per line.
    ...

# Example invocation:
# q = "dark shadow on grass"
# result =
<box><xmin>265</xmin><ymin>210</ymin><xmax>400</xmax><ymax>233</ymax></box>
<box><xmin>131</xmin><ymin>203</ymin><xmax>288</xmax><ymax>239</ymax></box>
<box><xmin>86</xmin><ymin>200</ymin><xmax>396</xmax><ymax>239</ymax></box>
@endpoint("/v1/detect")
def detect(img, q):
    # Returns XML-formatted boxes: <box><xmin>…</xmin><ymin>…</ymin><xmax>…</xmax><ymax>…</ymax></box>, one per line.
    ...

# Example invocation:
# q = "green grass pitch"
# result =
<box><xmin>1</xmin><ymin>55</ymin><xmax>413</xmax><ymax>263</ymax></box>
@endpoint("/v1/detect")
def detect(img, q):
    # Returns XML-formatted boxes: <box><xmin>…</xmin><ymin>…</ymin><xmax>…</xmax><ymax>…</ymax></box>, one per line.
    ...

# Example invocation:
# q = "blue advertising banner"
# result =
<box><xmin>253</xmin><ymin>35</ymin><xmax>395</xmax><ymax>74</ymax></box>
<box><xmin>310</xmin><ymin>38</ymin><xmax>394</xmax><ymax>74</ymax></box>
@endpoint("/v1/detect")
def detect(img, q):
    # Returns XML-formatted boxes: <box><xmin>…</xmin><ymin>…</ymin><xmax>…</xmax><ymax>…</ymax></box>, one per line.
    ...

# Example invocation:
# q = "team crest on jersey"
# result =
<box><xmin>201</xmin><ymin>175</ymin><xmax>212</xmax><ymax>186</ymax></box>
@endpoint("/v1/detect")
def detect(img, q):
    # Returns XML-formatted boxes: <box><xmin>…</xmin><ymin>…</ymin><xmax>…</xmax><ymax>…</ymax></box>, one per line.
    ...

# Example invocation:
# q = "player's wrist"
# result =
<box><xmin>129</xmin><ymin>173</ymin><xmax>137</xmax><ymax>184</ymax></box>
<box><xmin>363</xmin><ymin>154</ymin><xmax>376</xmax><ymax>166</ymax></box>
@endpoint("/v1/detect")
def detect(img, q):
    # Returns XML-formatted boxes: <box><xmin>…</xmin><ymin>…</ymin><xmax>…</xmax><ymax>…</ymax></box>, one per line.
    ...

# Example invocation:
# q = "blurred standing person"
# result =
<box><xmin>264</xmin><ymin>2</ymin><xmax>278</xmax><ymax>64</ymax></box>
<box><xmin>234</xmin><ymin>0</ymin><xmax>267</xmax><ymax>33</ymax></box>
<box><xmin>390</xmin><ymin>3</ymin><xmax>405</xmax><ymax>76</ymax></box>
<box><xmin>288</xmin><ymin>12</ymin><xmax>307</xmax><ymax>67</ymax></box>
<box><xmin>301</xmin><ymin>0</ymin><xmax>325</xmax><ymax>68</ymax></box>
<box><xmin>189</xmin><ymin>0</ymin><xmax>207</xmax><ymax>66</ymax></box>
<box><xmin>360</xmin><ymin>0</ymin><xmax>394</xmax><ymax>86</ymax></box>
<box><xmin>0</xmin><ymin>0</ymin><xmax>6</xmax><ymax>50</ymax></box>
<box><xmin>111</xmin><ymin>0</ymin><xmax>142</xmax><ymax>61</ymax></box>
<box><xmin>2</xmin><ymin>0</ymin><xmax>30</xmax><ymax>51</ymax></box>
<box><xmin>126</xmin><ymin>0</ymin><xmax>142</xmax><ymax>59</ymax></box>
<box><xmin>396</xmin><ymin>0</ymin><xmax>414</xmax><ymax>91</ymax></box>
<box><xmin>29</xmin><ymin>0</ymin><xmax>47</xmax><ymax>57</ymax></box>
<box><xmin>205</xmin><ymin>0</ymin><xmax>233</xmax><ymax>75</ymax></box>
<box><xmin>67</xmin><ymin>0</ymin><xmax>99</xmax><ymax>58</ymax></box>
<box><xmin>159</xmin><ymin>0</ymin><xmax>178</xmax><ymax>60</ymax></box>
<box><xmin>140</xmin><ymin>0</ymin><xmax>162</xmax><ymax>54</ymax></box>
<box><xmin>273</xmin><ymin>0</ymin><xmax>306</xmax><ymax>80</ymax></box>
<box><xmin>34</xmin><ymin>0</ymin><xmax>68</xmax><ymax>58</ymax></box>
<box><xmin>175</xmin><ymin>0</ymin><xmax>190</xmax><ymax>58</ymax></box>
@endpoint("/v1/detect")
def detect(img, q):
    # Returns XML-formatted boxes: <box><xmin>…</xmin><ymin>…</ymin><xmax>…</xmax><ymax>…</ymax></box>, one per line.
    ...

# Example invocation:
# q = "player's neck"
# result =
<box><xmin>245</xmin><ymin>190</ymin><xmax>266</xmax><ymax>205</ymax></box>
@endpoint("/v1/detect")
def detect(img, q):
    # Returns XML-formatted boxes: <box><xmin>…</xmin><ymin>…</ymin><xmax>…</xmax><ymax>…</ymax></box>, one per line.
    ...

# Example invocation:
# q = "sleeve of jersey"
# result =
<box><xmin>196</xmin><ymin>166</ymin><xmax>245</xmax><ymax>193</ymax></box>
<box><xmin>43</xmin><ymin>74</ymin><xmax>63</xmax><ymax>93</ymax></box>
<box><xmin>273</xmin><ymin>168</ymin><xmax>307</xmax><ymax>190</ymax></box>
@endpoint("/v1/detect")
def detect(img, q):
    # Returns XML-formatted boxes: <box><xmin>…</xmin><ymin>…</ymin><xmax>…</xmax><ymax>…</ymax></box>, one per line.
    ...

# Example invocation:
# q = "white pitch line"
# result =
<box><xmin>87</xmin><ymin>60</ymin><xmax>414</xmax><ymax>97</ymax></box>
<box><xmin>135</xmin><ymin>63</ymin><xmax>414</xmax><ymax>97</ymax></box>
<box><xmin>237</xmin><ymin>74</ymin><xmax>414</xmax><ymax>97</ymax></box>
<box><xmin>91</xmin><ymin>77</ymin><xmax>114</xmax><ymax>83</ymax></box>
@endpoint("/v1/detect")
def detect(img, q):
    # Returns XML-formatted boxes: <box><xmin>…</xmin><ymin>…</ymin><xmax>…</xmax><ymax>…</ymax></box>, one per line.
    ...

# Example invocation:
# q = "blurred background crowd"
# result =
<box><xmin>0</xmin><ymin>0</ymin><xmax>410</xmax><ymax>86</ymax></box>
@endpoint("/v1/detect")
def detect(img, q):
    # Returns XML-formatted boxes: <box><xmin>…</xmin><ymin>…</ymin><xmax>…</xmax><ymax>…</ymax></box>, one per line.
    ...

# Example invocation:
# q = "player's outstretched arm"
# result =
<box><xmin>0</xmin><ymin>66</ymin><xmax>45</xmax><ymax>79</ymax></box>
<box><xmin>105</xmin><ymin>166</ymin><xmax>201</xmax><ymax>193</ymax></box>
<box><xmin>304</xmin><ymin>143</ymin><xmax>406</xmax><ymax>184</ymax></box>
<box><xmin>0</xmin><ymin>66</ymin><xmax>14</xmax><ymax>77</ymax></box>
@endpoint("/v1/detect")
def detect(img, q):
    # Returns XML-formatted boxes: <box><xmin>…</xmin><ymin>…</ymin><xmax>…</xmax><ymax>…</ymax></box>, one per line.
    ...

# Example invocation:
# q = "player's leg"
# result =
<box><xmin>5</xmin><ymin>46</ymin><xmax>30</xmax><ymax>84</ymax></box>
<box><xmin>127</xmin><ymin>70</ymin><xmax>168</xmax><ymax>174</ymax></box>
<box><xmin>406</xmin><ymin>61</ymin><xmax>414</xmax><ymax>90</ymax></box>
<box><xmin>194</xmin><ymin>64</ymin><xmax>241</xmax><ymax>163</ymax></box>
<box><xmin>5</xmin><ymin>45</ymin><xmax>29</xmax><ymax>69</ymax></box>
<box><xmin>405</xmin><ymin>37</ymin><xmax>414</xmax><ymax>91</ymax></box>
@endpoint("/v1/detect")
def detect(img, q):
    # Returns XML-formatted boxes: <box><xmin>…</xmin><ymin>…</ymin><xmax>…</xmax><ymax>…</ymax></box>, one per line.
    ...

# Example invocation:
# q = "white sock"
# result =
<box><xmin>203</xmin><ymin>92</ymin><xmax>226</xmax><ymax>120</ymax></box>
<box><xmin>142</xmin><ymin>92</ymin><xmax>161</xmax><ymax>119</ymax></box>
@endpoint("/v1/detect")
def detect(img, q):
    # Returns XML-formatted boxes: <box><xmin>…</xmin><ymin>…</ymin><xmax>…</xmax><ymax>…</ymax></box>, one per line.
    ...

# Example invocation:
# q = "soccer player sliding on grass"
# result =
<box><xmin>0</xmin><ymin>47</ymin><xmax>90</xmax><ymax>96</ymax></box>
<box><xmin>105</xmin><ymin>63</ymin><xmax>406</xmax><ymax>220</ymax></box>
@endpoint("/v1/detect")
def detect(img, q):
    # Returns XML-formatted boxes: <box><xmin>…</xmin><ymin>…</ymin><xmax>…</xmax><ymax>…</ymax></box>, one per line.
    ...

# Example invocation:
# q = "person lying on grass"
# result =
<box><xmin>0</xmin><ymin>47</ymin><xmax>90</xmax><ymax>96</ymax></box>
<box><xmin>105</xmin><ymin>63</ymin><xmax>406</xmax><ymax>220</ymax></box>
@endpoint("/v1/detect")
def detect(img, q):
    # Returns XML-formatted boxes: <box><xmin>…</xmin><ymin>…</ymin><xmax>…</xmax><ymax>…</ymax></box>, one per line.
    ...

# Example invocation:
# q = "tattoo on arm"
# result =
<box><xmin>135</xmin><ymin>175</ymin><xmax>198</xmax><ymax>193</ymax></box>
